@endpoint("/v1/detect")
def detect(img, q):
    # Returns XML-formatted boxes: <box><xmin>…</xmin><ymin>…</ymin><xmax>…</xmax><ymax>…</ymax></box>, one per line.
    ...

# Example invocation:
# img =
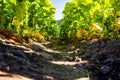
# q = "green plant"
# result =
<box><xmin>0</xmin><ymin>0</ymin><xmax>59</xmax><ymax>42</ymax></box>
<box><xmin>60</xmin><ymin>0</ymin><xmax>120</xmax><ymax>40</ymax></box>
<box><xmin>0</xmin><ymin>0</ymin><xmax>5</xmax><ymax>28</ymax></box>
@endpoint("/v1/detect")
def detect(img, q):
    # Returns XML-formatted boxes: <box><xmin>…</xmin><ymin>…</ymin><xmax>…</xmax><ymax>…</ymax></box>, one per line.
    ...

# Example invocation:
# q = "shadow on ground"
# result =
<box><xmin>0</xmin><ymin>39</ymin><xmax>88</xmax><ymax>80</ymax></box>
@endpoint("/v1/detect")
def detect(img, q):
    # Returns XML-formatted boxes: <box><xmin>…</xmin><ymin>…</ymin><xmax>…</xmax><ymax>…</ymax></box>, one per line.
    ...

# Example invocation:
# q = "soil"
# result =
<box><xmin>0</xmin><ymin>34</ymin><xmax>89</xmax><ymax>80</ymax></box>
<box><xmin>76</xmin><ymin>39</ymin><xmax>120</xmax><ymax>80</ymax></box>
<box><xmin>0</xmin><ymin>33</ymin><xmax>120</xmax><ymax>80</ymax></box>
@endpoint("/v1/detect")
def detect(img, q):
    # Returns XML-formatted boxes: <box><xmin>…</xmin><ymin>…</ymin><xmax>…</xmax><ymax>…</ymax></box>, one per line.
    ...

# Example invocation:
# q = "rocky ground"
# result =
<box><xmin>0</xmin><ymin>33</ymin><xmax>120</xmax><ymax>80</ymax></box>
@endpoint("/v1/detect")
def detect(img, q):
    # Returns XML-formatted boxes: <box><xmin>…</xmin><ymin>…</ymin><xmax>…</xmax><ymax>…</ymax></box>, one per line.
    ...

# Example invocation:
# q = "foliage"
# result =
<box><xmin>27</xmin><ymin>0</ymin><xmax>59</xmax><ymax>39</ymax></box>
<box><xmin>0</xmin><ymin>0</ymin><xmax>5</xmax><ymax>28</ymax></box>
<box><xmin>0</xmin><ymin>0</ymin><xmax>59</xmax><ymax>42</ymax></box>
<box><xmin>22</xmin><ymin>27</ymin><xmax>45</xmax><ymax>42</ymax></box>
<box><xmin>1</xmin><ymin>0</ymin><xmax>120</xmax><ymax>42</ymax></box>
<box><xmin>60</xmin><ymin>0</ymin><xmax>120</xmax><ymax>40</ymax></box>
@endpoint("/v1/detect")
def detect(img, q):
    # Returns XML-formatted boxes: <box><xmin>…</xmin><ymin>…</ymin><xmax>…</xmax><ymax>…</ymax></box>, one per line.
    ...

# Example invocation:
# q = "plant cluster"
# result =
<box><xmin>0</xmin><ymin>0</ymin><xmax>59</xmax><ymax>42</ymax></box>
<box><xmin>60</xmin><ymin>0</ymin><xmax>120</xmax><ymax>40</ymax></box>
<box><xmin>0</xmin><ymin>0</ymin><xmax>120</xmax><ymax>42</ymax></box>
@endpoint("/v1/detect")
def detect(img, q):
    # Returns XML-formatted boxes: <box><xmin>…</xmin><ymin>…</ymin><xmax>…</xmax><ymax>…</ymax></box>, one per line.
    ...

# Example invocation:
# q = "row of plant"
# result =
<box><xmin>0</xmin><ymin>0</ymin><xmax>120</xmax><ymax>42</ymax></box>
<box><xmin>60</xmin><ymin>0</ymin><xmax>120</xmax><ymax>41</ymax></box>
<box><xmin>0</xmin><ymin>0</ymin><xmax>59</xmax><ymax>42</ymax></box>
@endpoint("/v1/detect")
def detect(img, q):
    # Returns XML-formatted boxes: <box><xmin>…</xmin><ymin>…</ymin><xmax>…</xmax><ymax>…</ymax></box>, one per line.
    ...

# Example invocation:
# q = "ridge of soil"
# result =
<box><xmin>0</xmin><ymin>34</ymin><xmax>89</xmax><ymax>80</ymax></box>
<box><xmin>1</xmin><ymin>32</ymin><xmax>120</xmax><ymax>80</ymax></box>
<box><xmin>76</xmin><ymin>39</ymin><xmax>120</xmax><ymax>80</ymax></box>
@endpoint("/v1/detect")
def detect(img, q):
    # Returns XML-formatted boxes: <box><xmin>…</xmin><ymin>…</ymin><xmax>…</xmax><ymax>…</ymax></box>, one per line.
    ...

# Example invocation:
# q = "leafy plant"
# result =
<box><xmin>0</xmin><ymin>0</ymin><xmax>58</xmax><ymax>42</ymax></box>
<box><xmin>60</xmin><ymin>0</ymin><xmax>120</xmax><ymax>40</ymax></box>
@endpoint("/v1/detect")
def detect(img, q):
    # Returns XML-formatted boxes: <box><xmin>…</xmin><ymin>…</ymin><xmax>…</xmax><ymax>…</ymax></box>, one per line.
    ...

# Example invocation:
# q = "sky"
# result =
<box><xmin>50</xmin><ymin>0</ymin><xmax>72</xmax><ymax>20</ymax></box>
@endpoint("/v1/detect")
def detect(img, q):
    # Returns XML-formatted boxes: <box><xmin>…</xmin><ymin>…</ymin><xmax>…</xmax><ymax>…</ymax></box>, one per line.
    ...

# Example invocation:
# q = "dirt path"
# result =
<box><xmin>0</xmin><ymin>37</ymin><xmax>89</xmax><ymax>80</ymax></box>
<box><xmin>28</xmin><ymin>41</ymin><xmax>89</xmax><ymax>80</ymax></box>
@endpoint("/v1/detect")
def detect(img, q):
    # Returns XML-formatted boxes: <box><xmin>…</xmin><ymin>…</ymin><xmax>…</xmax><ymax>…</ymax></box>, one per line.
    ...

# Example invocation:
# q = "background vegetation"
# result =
<box><xmin>0</xmin><ymin>0</ymin><xmax>59</xmax><ymax>42</ymax></box>
<box><xmin>60</xmin><ymin>0</ymin><xmax>120</xmax><ymax>41</ymax></box>
<box><xmin>0</xmin><ymin>0</ymin><xmax>120</xmax><ymax>42</ymax></box>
